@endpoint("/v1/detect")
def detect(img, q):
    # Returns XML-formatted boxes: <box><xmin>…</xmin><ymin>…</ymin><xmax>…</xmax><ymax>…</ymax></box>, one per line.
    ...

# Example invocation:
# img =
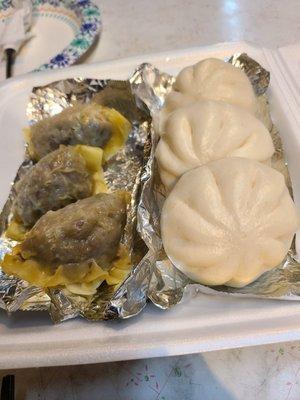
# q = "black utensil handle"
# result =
<box><xmin>5</xmin><ymin>48</ymin><xmax>16</xmax><ymax>79</ymax></box>
<box><xmin>1</xmin><ymin>375</ymin><xmax>15</xmax><ymax>400</ymax></box>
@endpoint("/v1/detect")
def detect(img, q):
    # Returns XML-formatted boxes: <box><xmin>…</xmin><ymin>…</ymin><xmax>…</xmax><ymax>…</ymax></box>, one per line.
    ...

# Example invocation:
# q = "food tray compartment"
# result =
<box><xmin>0</xmin><ymin>41</ymin><xmax>300</xmax><ymax>368</ymax></box>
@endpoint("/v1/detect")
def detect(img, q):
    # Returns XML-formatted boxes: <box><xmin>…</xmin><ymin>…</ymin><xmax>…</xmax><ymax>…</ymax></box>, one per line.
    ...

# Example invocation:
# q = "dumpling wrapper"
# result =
<box><xmin>157</xmin><ymin>58</ymin><xmax>258</xmax><ymax>132</ymax></box>
<box><xmin>2</xmin><ymin>192</ymin><xmax>130</xmax><ymax>290</ymax></box>
<box><xmin>156</xmin><ymin>100</ymin><xmax>275</xmax><ymax>189</ymax></box>
<box><xmin>25</xmin><ymin>103</ymin><xmax>131</xmax><ymax>161</ymax></box>
<box><xmin>161</xmin><ymin>158</ymin><xmax>299</xmax><ymax>288</ymax></box>
<box><xmin>3</xmin><ymin>244</ymin><xmax>132</xmax><ymax>295</ymax></box>
<box><xmin>7</xmin><ymin>145</ymin><xmax>107</xmax><ymax>241</ymax></box>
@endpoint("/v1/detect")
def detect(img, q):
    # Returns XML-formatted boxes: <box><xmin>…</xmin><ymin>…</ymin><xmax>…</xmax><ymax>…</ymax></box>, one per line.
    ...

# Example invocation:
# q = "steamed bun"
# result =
<box><xmin>160</xmin><ymin>58</ymin><xmax>257</xmax><ymax>128</ymax></box>
<box><xmin>173</xmin><ymin>58</ymin><xmax>256</xmax><ymax>112</ymax></box>
<box><xmin>156</xmin><ymin>100</ymin><xmax>275</xmax><ymax>189</ymax></box>
<box><xmin>161</xmin><ymin>158</ymin><xmax>299</xmax><ymax>288</ymax></box>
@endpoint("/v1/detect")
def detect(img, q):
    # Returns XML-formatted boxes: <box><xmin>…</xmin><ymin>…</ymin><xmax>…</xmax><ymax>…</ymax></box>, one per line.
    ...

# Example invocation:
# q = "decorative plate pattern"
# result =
<box><xmin>0</xmin><ymin>0</ymin><xmax>102</xmax><ymax>71</ymax></box>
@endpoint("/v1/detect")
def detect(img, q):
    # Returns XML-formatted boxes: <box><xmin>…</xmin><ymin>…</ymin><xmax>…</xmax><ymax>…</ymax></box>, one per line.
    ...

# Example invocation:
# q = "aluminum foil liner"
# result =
<box><xmin>0</xmin><ymin>77</ymin><xmax>152</xmax><ymax>322</ymax></box>
<box><xmin>1</xmin><ymin>54</ymin><xmax>299</xmax><ymax>324</ymax></box>
<box><xmin>133</xmin><ymin>54</ymin><xmax>300</xmax><ymax>309</ymax></box>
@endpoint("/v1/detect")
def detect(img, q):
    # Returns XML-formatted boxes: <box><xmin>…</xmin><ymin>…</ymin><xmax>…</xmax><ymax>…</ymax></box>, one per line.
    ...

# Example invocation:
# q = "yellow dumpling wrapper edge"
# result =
<box><xmin>106</xmin><ymin>247</ymin><xmax>133</xmax><ymax>286</ymax></box>
<box><xmin>65</xmin><ymin>246</ymin><xmax>132</xmax><ymax>295</ymax></box>
<box><xmin>65</xmin><ymin>280</ymin><xmax>106</xmax><ymax>297</ymax></box>
<box><xmin>5</xmin><ymin>220</ymin><xmax>27</xmax><ymax>242</ymax></box>
<box><xmin>1</xmin><ymin>244</ymin><xmax>132</xmax><ymax>293</ymax></box>
<box><xmin>101</xmin><ymin>107</ymin><xmax>131</xmax><ymax>162</ymax></box>
<box><xmin>73</xmin><ymin>144</ymin><xmax>108</xmax><ymax>194</ymax></box>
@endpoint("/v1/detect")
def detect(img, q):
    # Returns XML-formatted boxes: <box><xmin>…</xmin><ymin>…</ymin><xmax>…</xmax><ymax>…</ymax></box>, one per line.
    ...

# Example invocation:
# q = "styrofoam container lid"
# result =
<box><xmin>0</xmin><ymin>41</ymin><xmax>300</xmax><ymax>369</ymax></box>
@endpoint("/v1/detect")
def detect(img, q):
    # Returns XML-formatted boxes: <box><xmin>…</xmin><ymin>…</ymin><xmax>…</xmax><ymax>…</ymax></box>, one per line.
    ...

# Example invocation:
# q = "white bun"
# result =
<box><xmin>161</xmin><ymin>158</ymin><xmax>299</xmax><ymax>288</ymax></box>
<box><xmin>156</xmin><ymin>100</ymin><xmax>274</xmax><ymax>189</ymax></box>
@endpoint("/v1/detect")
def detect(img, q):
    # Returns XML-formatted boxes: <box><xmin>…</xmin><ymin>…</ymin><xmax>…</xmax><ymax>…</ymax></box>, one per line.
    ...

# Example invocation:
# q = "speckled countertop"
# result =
<box><xmin>2</xmin><ymin>342</ymin><xmax>300</xmax><ymax>399</ymax></box>
<box><xmin>1</xmin><ymin>1</ymin><xmax>300</xmax><ymax>399</ymax></box>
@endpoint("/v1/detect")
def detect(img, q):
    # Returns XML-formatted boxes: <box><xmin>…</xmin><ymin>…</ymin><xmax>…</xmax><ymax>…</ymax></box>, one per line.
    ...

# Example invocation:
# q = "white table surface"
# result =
<box><xmin>87</xmin><ymin>0</ymin><xmax>300</xmax><ymax>63</ymax></box>
<box><xmin>1</xmin><ymin>0</ymin><xmax>300</xmax><ymax>399</ymax></box>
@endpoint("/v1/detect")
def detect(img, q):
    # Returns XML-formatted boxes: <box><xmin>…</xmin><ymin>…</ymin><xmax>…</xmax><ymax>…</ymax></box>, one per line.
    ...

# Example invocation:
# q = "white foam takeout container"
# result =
<box><xmin>0</xmin><ymin>41</ymin><xmax>299</xmax><ymax>369</ymax></box>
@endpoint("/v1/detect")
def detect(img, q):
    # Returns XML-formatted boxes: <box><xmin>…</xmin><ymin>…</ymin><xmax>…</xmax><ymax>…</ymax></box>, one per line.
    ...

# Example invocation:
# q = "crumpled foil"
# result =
<box><xmin>0</xmin><ymin>77</ymin><xmax>152</xmax><ymax>322</ymax></box>
<box><xmin>1</xmin><ymin>53</ymin><xmax>299</xmax><ymax>324</ymax></box>
<box><xmin>134</xmin><ymin>53</ymin><xmax>300</xmax><ymax>309</ymax></box>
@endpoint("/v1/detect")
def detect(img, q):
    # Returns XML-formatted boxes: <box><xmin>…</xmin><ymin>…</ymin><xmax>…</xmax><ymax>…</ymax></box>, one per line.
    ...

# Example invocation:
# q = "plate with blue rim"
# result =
<box><xmin>0</xmin><ymin>0</ymin><xmax>102</xmax><ymax>75</ymax></box>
